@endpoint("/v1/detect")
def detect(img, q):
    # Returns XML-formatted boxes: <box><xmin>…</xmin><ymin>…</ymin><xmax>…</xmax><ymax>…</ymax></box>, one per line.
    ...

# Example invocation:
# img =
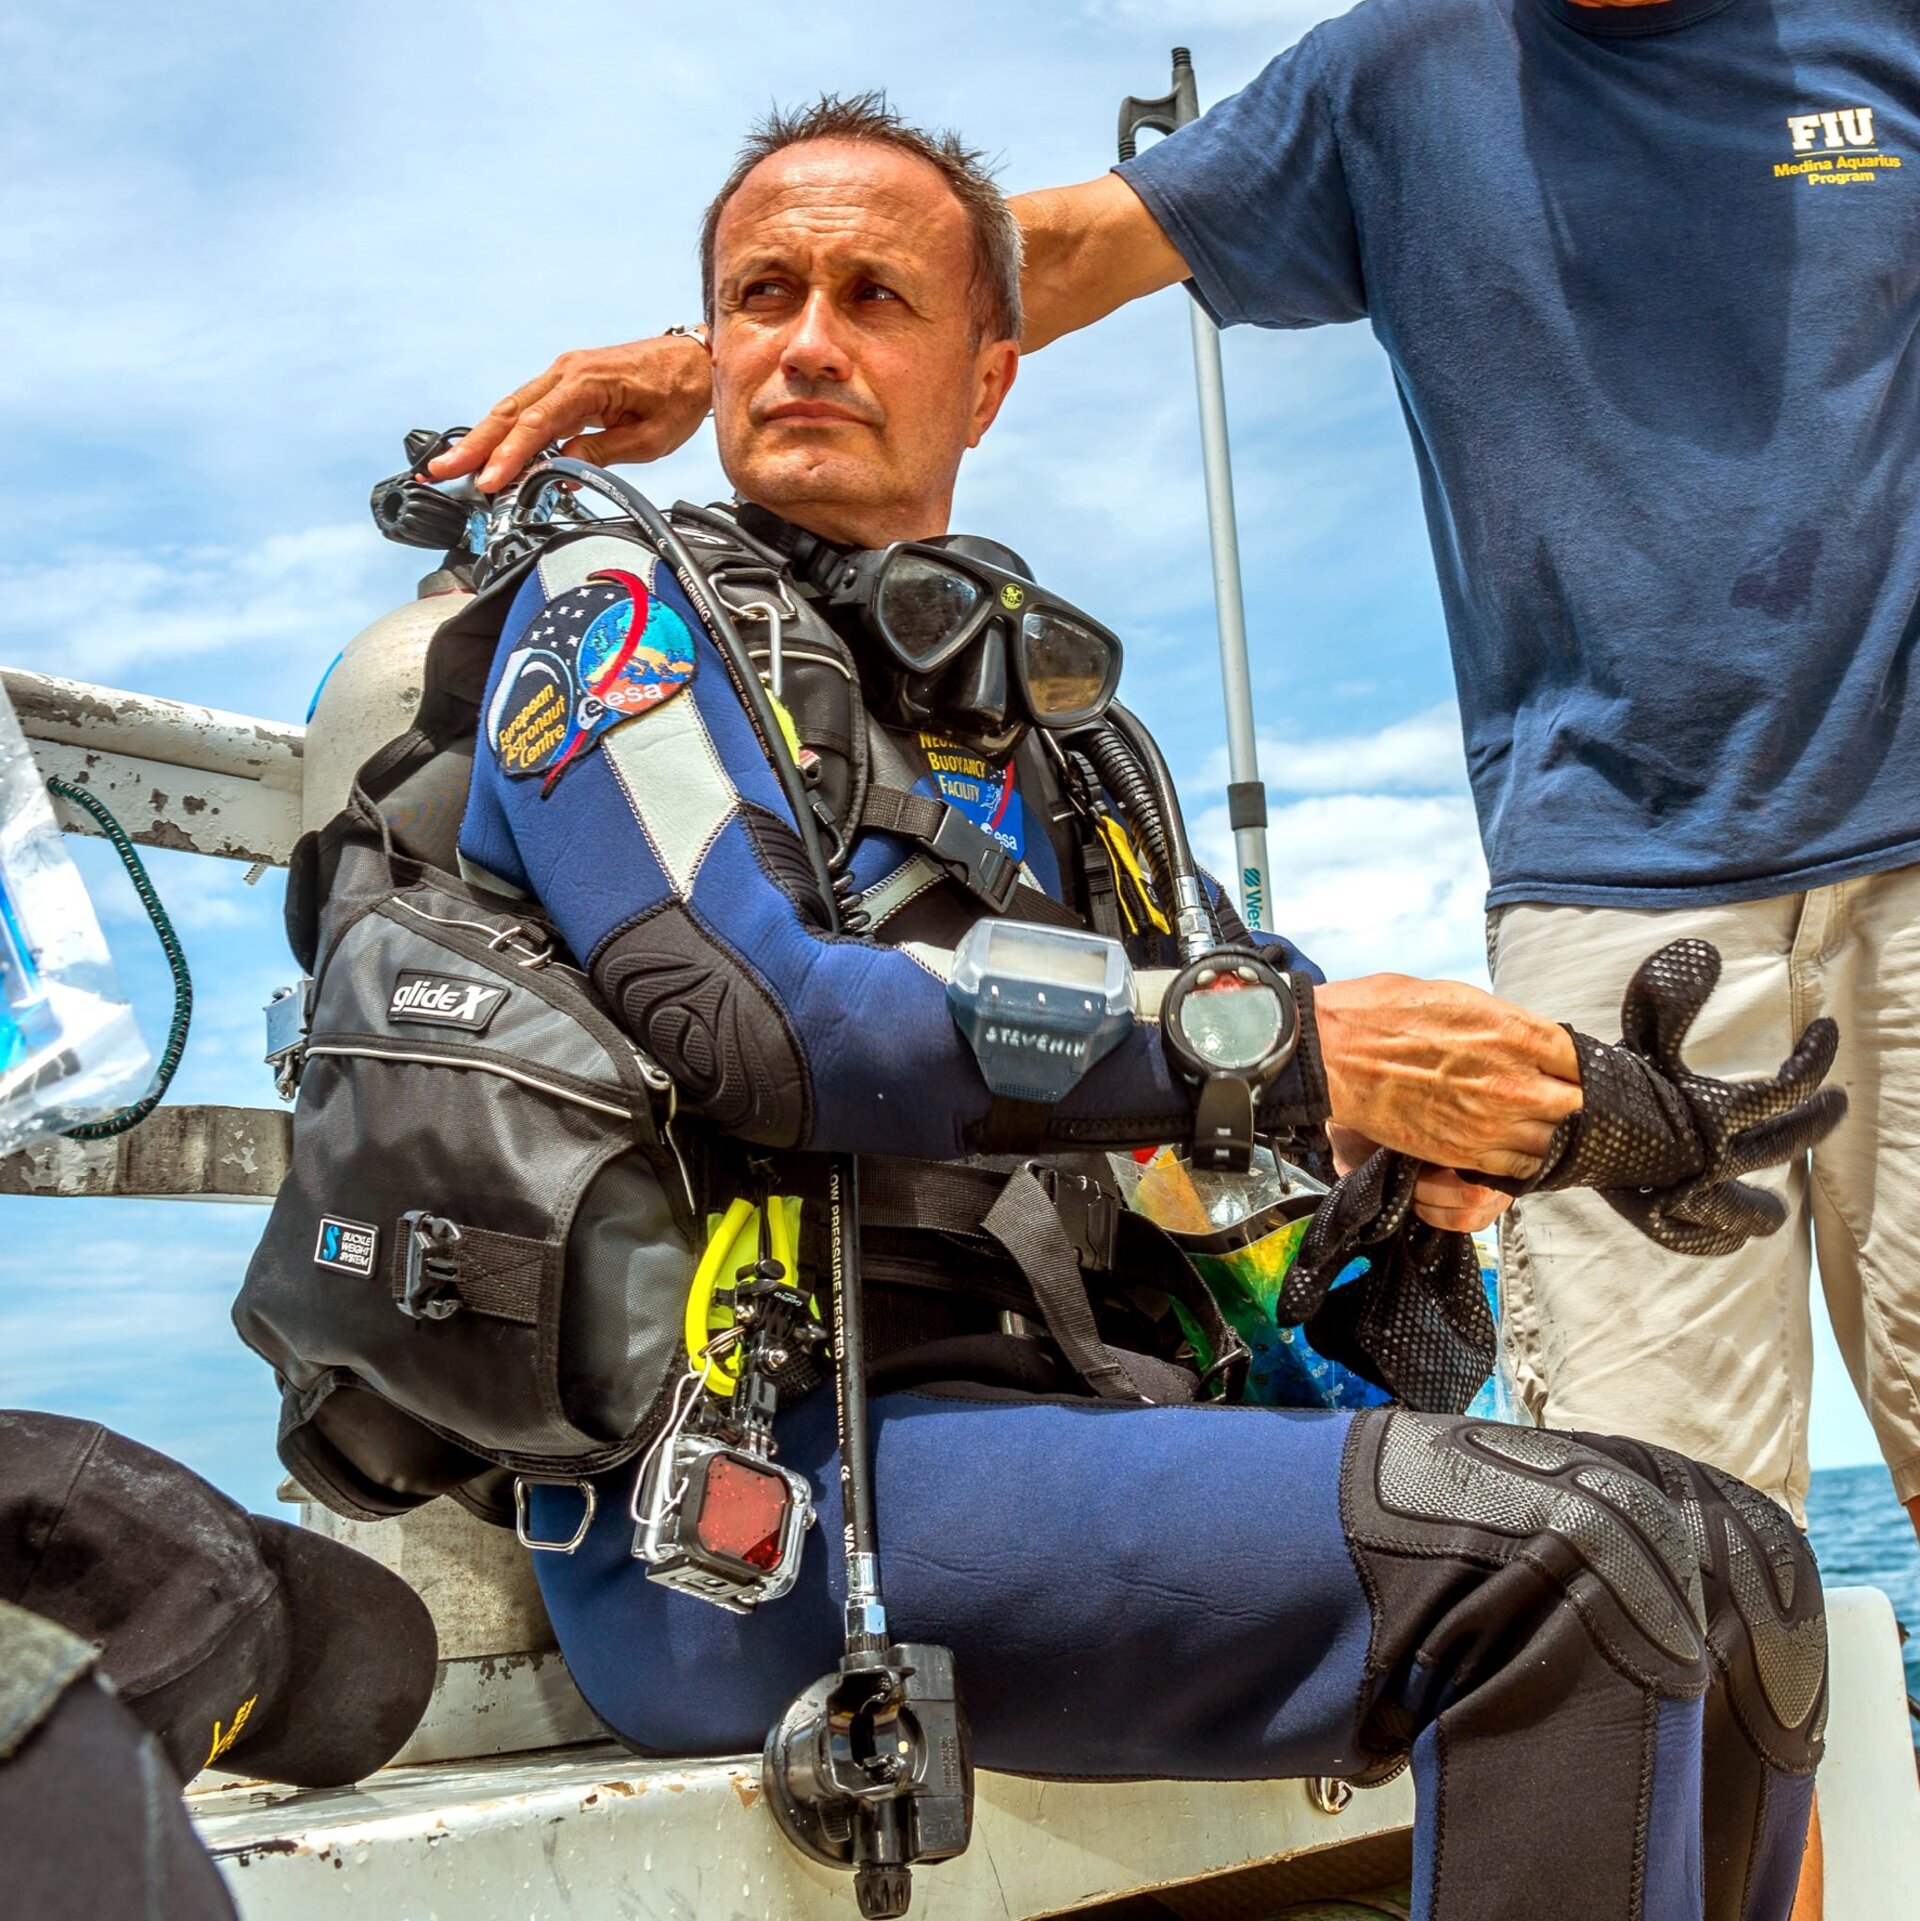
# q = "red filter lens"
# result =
<box><xmin>694</xmin><ymin>1454</ymin><xmax>791</xmax><ymax>1571</ymax></box>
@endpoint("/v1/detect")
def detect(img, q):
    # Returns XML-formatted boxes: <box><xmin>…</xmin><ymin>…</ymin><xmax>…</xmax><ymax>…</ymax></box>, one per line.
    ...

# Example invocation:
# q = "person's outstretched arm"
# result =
<box><xmin>431</xmin><ymin>175</ymin><xmax>1189</xmax><ymax>492</ymax></box>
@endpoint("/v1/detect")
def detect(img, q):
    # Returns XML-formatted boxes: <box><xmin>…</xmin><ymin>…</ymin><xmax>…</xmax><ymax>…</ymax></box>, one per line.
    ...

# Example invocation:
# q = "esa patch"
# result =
<box><xmin>487</xmin><ymin>566</ymin><xmax>696</xmax><ymax>793</ymax></box>
<box><xmin>918</xmin><ymin>731</ymin><xmax>1025</xmax><ymax>863</ymax></box>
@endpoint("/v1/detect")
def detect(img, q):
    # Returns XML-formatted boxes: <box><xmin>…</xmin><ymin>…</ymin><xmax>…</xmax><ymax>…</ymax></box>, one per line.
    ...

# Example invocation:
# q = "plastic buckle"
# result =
<box><xmin>927</xmin><ymin>806</ymin><xmax>1018</xmax><ymax>912</ymax></box>
<box><xmin>1033</xmin><ymin>1166</ymin><xmax>1119</xmax><ymax>1274</ymax></box>
<box><xmin>397</xmin><ymin>1210</ymin><xmax>464</xmax><ymax>1321</ymax></box>
<box><xmin>1198</xmin><ymin>1326</ymin><xmax>1252</xmax><ymax>1403</ymax></box>
<box><xmin>263</xmin><ymin>980</ymin><xmax>312</xmax><ymax>1101</ymax></box>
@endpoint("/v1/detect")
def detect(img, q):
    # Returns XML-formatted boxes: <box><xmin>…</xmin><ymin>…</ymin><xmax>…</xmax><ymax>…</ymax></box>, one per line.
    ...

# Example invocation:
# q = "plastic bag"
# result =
<box><xmin>0</xmin><ymin>682</ymin><xmax>151</xmax><ymax>1155</ymax></box>
<box><xmin>1114</xmin><ymin>1146</ymin><xmax>1515</xmax><ymax>1419</ymax></box>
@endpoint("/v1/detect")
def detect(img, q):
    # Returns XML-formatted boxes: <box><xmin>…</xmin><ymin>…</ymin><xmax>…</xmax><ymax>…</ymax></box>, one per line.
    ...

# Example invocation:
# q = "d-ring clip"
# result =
<box><xmin>513</xmin><ymin>1477</ymin><xmax>597</xmax><ymax>1554</ymax></box>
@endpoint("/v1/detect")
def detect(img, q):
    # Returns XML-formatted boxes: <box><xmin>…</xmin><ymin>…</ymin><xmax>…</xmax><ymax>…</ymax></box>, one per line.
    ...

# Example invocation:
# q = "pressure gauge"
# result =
<box><xmin>1160</xmin><ymin>952</ymin><xmax>1299</xmax><ymax>1173</ymax></box>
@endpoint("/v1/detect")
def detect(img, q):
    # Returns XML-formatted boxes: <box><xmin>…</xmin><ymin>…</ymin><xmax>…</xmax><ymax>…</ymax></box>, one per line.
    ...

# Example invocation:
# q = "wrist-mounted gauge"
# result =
<box><xmin>947</xmin><ymin>919</ymin><xmax>1134</xmax><ymax>1146</ymax></box>
<box><xmin>1161</xmin><ymin>952</ymin><xmax>1299</xmax><ymax>1174</ymax></box>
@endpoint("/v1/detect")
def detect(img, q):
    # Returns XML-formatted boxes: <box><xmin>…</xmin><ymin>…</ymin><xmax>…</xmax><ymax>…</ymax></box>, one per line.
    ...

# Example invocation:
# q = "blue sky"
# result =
<box><xmin>0</xmin><ymin>0</ymin><xmax>1886</xmax><ymax>1512</ymax></box>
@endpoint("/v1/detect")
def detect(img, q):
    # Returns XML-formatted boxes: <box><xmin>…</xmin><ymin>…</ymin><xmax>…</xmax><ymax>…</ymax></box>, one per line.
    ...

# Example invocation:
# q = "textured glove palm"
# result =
<box><xmin>1485</xmin><ymin>938</ymin><xmax>1846</xmax><ymax>1256</ymax></box>
<box><xmin>1283</xmin><ymin>1152</ymin><xmax>1494</xmax><ymax>1414</ymax></box>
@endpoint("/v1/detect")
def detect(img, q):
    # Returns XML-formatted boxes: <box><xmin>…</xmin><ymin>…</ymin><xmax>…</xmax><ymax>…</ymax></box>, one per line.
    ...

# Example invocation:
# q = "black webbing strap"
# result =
<box><xmin>981</xmin><ymin>1169</ymin><xmax>1181</xmax><ymax>1401</ymax></box>
<box><xmin>388</xmin><ymin>1216</ymin><xmax>547</xmax><ymax>1325</ymax></box>
<box><xmin>1110</xmin><ymin>1208</ymin><xmax>1250</xmax><ymax>1402</ymax></box>
<box><xmin>860</xmin><ymin>784</ymin><xmax>1019</xmax><ymax>912</ymax></box>
<box><xmin>860</xmin><ymin>784</ymin><xmax>1090</xmax><ymax>930</ymax></box>
<box><xmin>858</xmin><ymin>1161</ymin><xmax>1246</xmax><ymax>1404</ymax></box>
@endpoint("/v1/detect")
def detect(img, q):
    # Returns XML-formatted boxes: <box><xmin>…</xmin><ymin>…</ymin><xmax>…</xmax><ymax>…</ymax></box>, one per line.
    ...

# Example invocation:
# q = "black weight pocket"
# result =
<box><xmin>236</xmin><ymin>863</ymin><xmax>697</xmax><ymax>1509</ymax></box>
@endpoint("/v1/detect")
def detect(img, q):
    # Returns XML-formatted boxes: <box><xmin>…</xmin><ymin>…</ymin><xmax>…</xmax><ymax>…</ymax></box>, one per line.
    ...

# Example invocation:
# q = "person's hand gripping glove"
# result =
<box><xmin>1479</xmin><ymin>938</ymin><xmax>1847</xmax><ymax>1256</ymax></box>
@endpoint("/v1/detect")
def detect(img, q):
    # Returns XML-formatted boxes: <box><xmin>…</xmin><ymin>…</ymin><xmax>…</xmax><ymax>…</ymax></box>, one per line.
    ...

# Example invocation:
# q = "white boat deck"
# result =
<box><xmin>193</xmin><ymin>1743</ymin><xmax>1414</xmax><ymax>1919</ymax></box>
<box><xmin>190</xmin><ymin>1590</ymin><xmax>1920</xmax><ymax>1920</ymax></box>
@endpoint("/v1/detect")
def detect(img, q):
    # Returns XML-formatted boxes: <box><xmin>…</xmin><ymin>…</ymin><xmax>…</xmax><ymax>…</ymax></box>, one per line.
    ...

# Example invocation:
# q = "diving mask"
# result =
<box><xmin>824</xmin><ymin>535</ymin><xmax>1124</xmax><ymax>734</ymax></box>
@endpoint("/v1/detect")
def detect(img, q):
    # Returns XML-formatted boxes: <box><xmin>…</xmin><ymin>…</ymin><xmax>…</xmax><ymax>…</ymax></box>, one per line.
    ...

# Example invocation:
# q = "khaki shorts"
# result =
<box><xmin>1488</xmin><ymin>863</ymin><xmax>1920</xmax><ymax>1523</ymax></box>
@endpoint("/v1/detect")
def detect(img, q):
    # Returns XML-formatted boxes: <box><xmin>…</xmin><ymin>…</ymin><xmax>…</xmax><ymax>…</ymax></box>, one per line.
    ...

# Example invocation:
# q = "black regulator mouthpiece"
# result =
<box><xmin>764</xmin><ymin>1643</ymin><xmax>972</xmax><ymax>1919</ymax></box>
<box><xmin>369</xmin><ymin>427</ymin><xmax>480</xmax><ymax>551</ymax></box>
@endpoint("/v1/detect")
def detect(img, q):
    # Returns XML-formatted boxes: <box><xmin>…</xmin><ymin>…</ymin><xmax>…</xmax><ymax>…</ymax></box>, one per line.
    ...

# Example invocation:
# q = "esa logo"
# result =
<box><xmin>314</xmin><ymin>1216</ymin><xmax>378</xmax><ymax>1277</ymax></box>
<box><xmin>387</xmin><ymin>971</ymin><xmax>507</xmax><ymax>1033</ymax></box>
<box><xmin>1787</xmin><ymin>107</ymin><xmax>1876</xmax><ymax>153</ymax></box>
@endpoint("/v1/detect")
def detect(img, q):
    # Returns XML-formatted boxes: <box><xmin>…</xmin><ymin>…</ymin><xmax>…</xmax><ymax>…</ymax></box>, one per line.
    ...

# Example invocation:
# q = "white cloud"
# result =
<box><xmin>0</xmin><ymin>524</ymin><xmax>385</xmax><ymax>685</ymax></box>
<box><xmin>1184</xmin><ymin>698</ymin><xmax>1491</xmax><ymax>983</ymax></box>
<box><xmin>1201</xmin><ymin>702</ymin><xmax>1469</xmax><ymax>796</ymax></box>
<box><xmin>1197</xmin><ymin>790</ymin><xmax>1490</xmax><ymax>984</ymax></box>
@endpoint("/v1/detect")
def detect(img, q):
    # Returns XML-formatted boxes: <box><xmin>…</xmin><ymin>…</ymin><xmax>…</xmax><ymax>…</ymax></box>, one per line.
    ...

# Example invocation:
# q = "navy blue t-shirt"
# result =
<box><xmin>1123</xmin><ymin>0</ymin><xmax>1920</xmax><ymax>908</ymax></box>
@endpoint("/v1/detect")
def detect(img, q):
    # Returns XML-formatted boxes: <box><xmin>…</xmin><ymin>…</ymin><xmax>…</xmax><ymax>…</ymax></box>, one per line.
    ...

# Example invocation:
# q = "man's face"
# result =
<box><xmin>709</xmin><ymin>139</ymin><xmax>1018</xmax><ymax>547</ymax></box>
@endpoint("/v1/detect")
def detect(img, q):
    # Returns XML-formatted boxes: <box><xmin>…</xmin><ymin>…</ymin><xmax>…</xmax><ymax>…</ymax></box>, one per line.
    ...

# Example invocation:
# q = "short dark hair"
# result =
<box><xmin>699</xmin><ymin>92</ymin><xmax>1022</xmax><ymax>346</ymax></box>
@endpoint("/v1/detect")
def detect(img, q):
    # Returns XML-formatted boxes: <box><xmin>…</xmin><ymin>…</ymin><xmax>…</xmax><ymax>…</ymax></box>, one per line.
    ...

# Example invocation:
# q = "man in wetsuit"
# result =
<box><xmin>461</xmin><ymin>98</ymin><xmax>1832</xmax><ymax>1921</ymax></box>
<box><xmin>440</xmin><ymin>2</ymin><xmax>1920</xmax><ymax>1570</ymax></box>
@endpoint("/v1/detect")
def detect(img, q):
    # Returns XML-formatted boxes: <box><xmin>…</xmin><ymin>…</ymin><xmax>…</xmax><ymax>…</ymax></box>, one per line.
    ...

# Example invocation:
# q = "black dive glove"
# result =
<box><xmin>1281</xmin><ymin>1151</ymin><xmax>1493</xmax><ymax>1414</ymax></box>
<box><xmin>1481</xmin><ymin>938</ymin><xmax>1846</xmax><ymax>1256</ymax></box>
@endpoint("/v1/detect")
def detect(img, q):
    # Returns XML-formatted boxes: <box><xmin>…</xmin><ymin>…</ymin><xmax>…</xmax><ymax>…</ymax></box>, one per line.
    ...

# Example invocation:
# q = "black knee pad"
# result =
<box><xmin>1572</xmin><ymin>1433</ymin><xmax>1827</xmax><ymax>1772</ymax></box>
<box><xmin>1340</xmin><ymin>1411</ymin><xmax>1711</xmax><ymax>1762</ymax></box>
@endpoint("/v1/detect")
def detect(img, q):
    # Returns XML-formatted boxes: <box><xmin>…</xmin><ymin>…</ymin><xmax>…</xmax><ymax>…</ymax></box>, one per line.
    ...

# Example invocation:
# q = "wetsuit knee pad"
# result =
<box><xmin>1571</xmin><ymin>1432</ymin><xmax>1827</xmax><ymax>1772</ymax></box>
<box><xmin>1339</xmin><ymin>1411</ymin><xmax>1711</xmax><ymax>1764</ymax></box>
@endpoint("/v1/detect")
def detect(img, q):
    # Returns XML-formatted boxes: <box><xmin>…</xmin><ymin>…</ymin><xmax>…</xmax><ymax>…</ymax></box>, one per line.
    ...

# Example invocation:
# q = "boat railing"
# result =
<box><xmin>0</xmin><ymin>664</ymin><xmax>296</xmax><ymax>1203</ymax></box>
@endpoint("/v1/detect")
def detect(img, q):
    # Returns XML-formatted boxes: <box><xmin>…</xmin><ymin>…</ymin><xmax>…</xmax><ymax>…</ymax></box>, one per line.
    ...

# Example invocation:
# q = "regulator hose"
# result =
<box><xmin>1109</xmin><ymin>702</ymin><xmax>1218</xmax><ymax>961</ymax></box>
<box><xmin>1073</xmin><ymin>705</ymin><xmax>1221</xmax><ymax>959</ymax></box>
<box><xmin>46</xmin><ymin>778</ymin><xmax>193</xmax><ymax>1140</ymax></box>
<box><xmin>1076</xmin><ymin>722</ymin><xmax>1177</xmax><ymax>912</ymax></box>
<box><xmin>1107</xmin><ymin>702</ymin><xmax>1199</xmax><ymax>893</ymax></box>
<box><xmin>519</xmin><ymin>460</ymin><xmax>842</xmax><ymax>934</ymax></box>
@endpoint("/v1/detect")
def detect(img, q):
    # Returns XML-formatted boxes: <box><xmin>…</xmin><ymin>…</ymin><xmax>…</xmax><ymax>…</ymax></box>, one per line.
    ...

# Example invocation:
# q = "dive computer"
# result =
<box><xmin>947</xmin><ymin>921</ymin><xmax>1134</xmax><ymax>1140</ymax></box>
<box><xmin>1160</xmin><ymin>952</ymin><xmax>1299</xmax><ymax>1174</ymax></box>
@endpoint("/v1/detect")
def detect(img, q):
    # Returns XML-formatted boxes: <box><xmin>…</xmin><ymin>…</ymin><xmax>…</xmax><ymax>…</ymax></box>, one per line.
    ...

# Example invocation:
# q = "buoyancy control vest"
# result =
<box><xmin>235</xmin><ymin>505</ymin><xmax>1245</xmax><ymax>1528</ymax></box>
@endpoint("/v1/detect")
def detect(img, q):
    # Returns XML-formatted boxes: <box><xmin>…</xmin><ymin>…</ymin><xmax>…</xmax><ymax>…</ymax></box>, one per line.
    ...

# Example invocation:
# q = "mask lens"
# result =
<box><xmin>1020</xmin><ymin>610</ymin><xmax>1117</xmax><ymax>723</ymax></box>
<box><xmin>875</xmin><ymin>553</ymin><xmax>983</xmax><ymax>667</ymax></box>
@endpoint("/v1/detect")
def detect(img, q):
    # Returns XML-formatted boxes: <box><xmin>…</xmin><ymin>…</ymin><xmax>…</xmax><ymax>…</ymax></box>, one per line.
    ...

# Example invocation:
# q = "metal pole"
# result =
<box><xmin>1185</xmin><ymin>304</ymin><xmax>1272</xmax><ymax>933</ymax></box>
<box><xmin>1119</xmin><ymin>50</ymin><xmax>1273</xmax><ymax>931</ymax></box>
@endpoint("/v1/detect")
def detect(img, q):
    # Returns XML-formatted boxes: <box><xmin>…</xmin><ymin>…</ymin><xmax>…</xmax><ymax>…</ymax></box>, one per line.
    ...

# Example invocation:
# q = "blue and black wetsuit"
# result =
<box><xmin>462</xmin><ymin>527</ymin><xmax>1826</xmax><ymax>1921</ymax></box>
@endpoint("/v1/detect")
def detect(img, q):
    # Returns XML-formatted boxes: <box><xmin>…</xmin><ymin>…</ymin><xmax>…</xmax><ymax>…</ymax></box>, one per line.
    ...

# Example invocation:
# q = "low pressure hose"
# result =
<box><xmin>1080</xmin><ymin>705</ymin><xmax>1221</xmax><ymax>962</ymax></box>
<box><xmin>1076</xmin><ymin>723</ymin><xmax>1176</xmax><ymax>904</ymax></box>
<box><xmin>521</xmin><ymin>461</ymin><xmax>842</xmax><ymax>933</ymax></box>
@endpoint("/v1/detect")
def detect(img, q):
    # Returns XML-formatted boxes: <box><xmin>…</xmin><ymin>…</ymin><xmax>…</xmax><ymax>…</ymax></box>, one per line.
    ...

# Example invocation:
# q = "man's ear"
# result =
<box><xmin>965</xmin><ymin>339</ymin><xmax>1020</xmax><ymax>449</ymax></box>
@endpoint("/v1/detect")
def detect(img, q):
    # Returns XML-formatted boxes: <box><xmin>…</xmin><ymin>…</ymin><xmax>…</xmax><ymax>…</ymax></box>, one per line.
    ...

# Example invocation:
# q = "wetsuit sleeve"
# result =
<box><xmin>1116</xmin><ymin>32</ymin><xmax>1365</xmax><ymax>331</ymax></box>
<box><xmin>458</xmin><ymin>531</ymin><xmax>1330</xmax><ymax>1159</ymax></box>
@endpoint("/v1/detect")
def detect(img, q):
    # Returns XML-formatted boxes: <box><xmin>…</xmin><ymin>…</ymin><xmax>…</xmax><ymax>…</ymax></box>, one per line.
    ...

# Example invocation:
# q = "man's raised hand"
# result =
<box><xmin>427</xmin><ymin>334</ymin><xmax>715</xmax><ymax>493</ymax></box>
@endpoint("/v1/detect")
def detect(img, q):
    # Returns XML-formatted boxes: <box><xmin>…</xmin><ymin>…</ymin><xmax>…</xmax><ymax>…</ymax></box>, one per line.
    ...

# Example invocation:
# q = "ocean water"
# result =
<box><xmin>1804</xmin><ymin>1462</ymin><xmax>1920</xmax><ymax>1729</ymax></box>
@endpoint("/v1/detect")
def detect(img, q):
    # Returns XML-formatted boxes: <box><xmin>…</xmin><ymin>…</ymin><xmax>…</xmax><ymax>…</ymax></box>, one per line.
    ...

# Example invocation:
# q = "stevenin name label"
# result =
<box><xmin>387</xmin><ymin>971</ymin><xmax>508</xmax><ymax>1033</ymax></box>
<box><xmin>314</xmin><ymin>1216</ymin><xmax>379</xmax><ymax>1277</ymax></box>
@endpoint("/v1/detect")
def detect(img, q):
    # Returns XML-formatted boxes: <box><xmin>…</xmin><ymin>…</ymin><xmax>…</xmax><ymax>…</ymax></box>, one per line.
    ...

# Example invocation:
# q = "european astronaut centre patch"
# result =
<box><xmin>487</xmin><ymin>566</ymin><xmax>696</xmax><ymax>794</ymax></box>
